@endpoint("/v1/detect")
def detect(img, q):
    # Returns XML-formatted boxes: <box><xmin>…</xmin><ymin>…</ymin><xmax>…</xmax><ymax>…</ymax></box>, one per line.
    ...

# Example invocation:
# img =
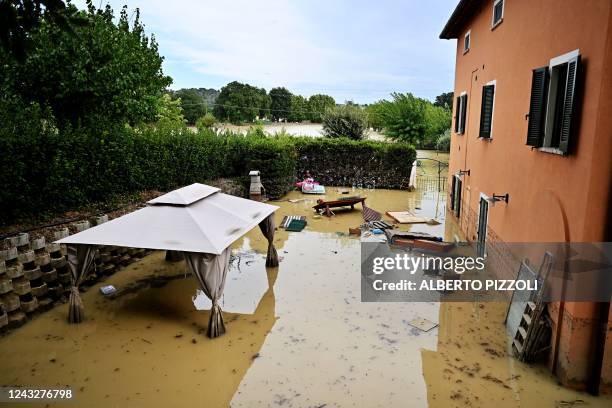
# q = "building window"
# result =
<box><xmin>479</xmin><ymin>81</ymin><xmax>495</xmax><ymax>138</ymax></box>
<box><xmin>492</xmin><ymin>0</ymin><xmax>504</xmax><ymax>28</ymax></box>
<box><xmin>454</xmin><ymin>92</ymin><xmax>468</xmax><ymax>134</ymax></box>
<box><xmin>450</xmin><ymin>174</ymin><xmax>462</xmax><ymax>217</ymax></box>
<box><xmin>463</xmin><ymin>30</ymin><xmax>471</xmax><ymax>53</ymax></box>
<box><xmin>477</xmin><ymin>195</ymin><xmax>489</xmax><ymax>257</ymax></box>
<box><xmin>526</xmin><ymin>49</ymin><xmax>580</xmax><ymax>154</ymax></box>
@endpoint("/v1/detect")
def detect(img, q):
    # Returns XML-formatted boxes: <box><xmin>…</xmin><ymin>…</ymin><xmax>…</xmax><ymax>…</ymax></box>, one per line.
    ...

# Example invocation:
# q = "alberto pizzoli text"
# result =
<box><xmin>372</xmin><ymin>279</ymin><xmax>539</xmax><ymax>292</ymax></box>
<box><xmin>370</xmin><ymin>254</ymin><xmax>538</xmax><ymax>293</ymax></box>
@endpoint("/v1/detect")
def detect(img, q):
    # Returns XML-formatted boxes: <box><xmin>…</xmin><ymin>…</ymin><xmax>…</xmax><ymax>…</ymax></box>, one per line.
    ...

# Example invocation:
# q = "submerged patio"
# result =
<box><xmin>0</xmin><ymin>187</ymin><xmax>609</xmax><ymax>407</ymax></box>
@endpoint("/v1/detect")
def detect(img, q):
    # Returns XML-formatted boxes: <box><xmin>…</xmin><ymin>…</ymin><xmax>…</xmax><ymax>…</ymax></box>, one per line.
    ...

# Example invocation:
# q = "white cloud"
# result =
<box><xmin>72</xmin><ymin>0</ymin><xmax>456</xmax><ymax>102</ymax></box>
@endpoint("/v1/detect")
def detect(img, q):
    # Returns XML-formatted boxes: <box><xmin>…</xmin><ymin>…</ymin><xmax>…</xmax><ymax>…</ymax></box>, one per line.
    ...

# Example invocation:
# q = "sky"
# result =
<box><xmin>73</xmin><ymin>0</ymin><xmax>458</xmax><ymax>104</ymax></box>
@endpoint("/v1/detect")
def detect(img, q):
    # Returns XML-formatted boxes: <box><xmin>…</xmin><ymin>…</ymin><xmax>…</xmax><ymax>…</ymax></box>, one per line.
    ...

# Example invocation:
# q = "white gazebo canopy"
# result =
<box><xmin>57</xmin><ymin>183</ymin><xmax>278</xmax><ymax>254</ymax></box>
<box><xmin>55</xmin><ymin>183</ymin><xmax>280</xmax><ymax>337</ymax></box>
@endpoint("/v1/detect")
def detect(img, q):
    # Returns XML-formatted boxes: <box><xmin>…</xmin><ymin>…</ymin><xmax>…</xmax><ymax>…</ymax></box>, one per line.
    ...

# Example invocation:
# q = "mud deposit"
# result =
<box><xmin>1</xmin><ymin>180</ymin><xmax>609</xmax><ymax>407</ymax></box>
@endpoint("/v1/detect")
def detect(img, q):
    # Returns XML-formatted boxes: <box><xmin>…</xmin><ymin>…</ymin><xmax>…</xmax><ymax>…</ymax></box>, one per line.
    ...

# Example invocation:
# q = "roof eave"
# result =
<box><xmin>439</xmin><ymin>0</ymin><xmax>480</xmax><ymax>40</ymax></box>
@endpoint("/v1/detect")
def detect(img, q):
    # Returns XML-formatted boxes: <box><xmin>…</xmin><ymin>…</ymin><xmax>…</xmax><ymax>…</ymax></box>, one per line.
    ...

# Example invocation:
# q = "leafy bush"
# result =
<box><xmin>322</xmin><ymin>105</ymin><xmax>368</xmax><ymax>140</ymax></box>
<box><xmin>436</xmin><ymin>129</ymin><xmax>451</xmax><ymax>152</ymax></box>
<box><xmin>155</xmin><ymin>94</ymin><xmax>185</xmax><ymax>126</ymax></box>
<box><xmin>372</xmin><ymin>93</ymin><xmax>451</xmax><ymax>147</ymax></box>
<box><xmin>195</xmin><ymin>112</ymin><xmax>217</xmax><ymax>130</ymax></box>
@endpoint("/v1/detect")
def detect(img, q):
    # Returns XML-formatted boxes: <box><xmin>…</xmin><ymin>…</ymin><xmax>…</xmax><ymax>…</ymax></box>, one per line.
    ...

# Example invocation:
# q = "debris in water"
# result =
<box><xmin>450</xmin><ymin>391</ymin><xmax>462</xmax><ymax>400</ymax></box>
<box><xmin>484</xmin><ymin>347</ymin><xmax>503</xmax><ymax>358</ymax></box>
<box><xmin>481</xmin><ymin>373</ymin><xmax>511</xmax><ymax>389</ymax></box>
<box><xmin>406</xmin><ymin>318</ymin><xmax>438</xmax><ymax>332</ymax></box>
<box><xmin>191</xmin><ymin>338</ymin><xmax>197</xmax><ymax>344</ymax></box>
<box><xmin>349</xmin><ymin>227</ymin><xmax>361</xmax><ymax>235</ymax></box>
<box><xmin>174</xmin><ymin>333</ymin><xmax>183</xmax><ymax>339</ymax></box>
<box><xmin>557</xmin><ymin>400</ymin><xmax>586</xmax><ymax>407</ymax></box>
<box><xmin>99</xmin><ymin>285</ymin><xmax>117</xmax><ymax>296</ymax></box>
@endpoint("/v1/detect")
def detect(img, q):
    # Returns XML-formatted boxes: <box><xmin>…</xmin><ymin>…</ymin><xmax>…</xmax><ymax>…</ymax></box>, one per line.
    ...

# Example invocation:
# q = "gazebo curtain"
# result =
<box><xmin>259</xmin><ymin>214</ymin><xmax>278</xmax><ymax>267</ymax></box>
<box><xmin>67</xmin><ymin>245</ymin><xmax>97</xmax><ymax>323</ymax></box>
<box><xmin>183</xmin><ymin>247</ymin><xmax>231</xmax><ymax>338</ymax></box>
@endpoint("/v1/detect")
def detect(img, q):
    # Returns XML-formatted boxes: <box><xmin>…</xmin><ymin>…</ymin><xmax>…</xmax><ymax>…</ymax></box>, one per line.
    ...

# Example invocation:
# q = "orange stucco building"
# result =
<box><xmin>440</xmin><ymin>0</ymin><xmax>612</xmax><ymax>394</ymax></box>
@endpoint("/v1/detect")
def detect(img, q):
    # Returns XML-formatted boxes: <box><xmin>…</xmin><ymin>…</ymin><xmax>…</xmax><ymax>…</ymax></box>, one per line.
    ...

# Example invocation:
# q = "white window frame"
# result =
<box><xmin>463</xmin><ymin>30</ymin><xmax>471</xmax><ymax>54</ymax></box>
<box><xmin>457</xmin><ymin>91</ymin><xmax>467</xmax><ymax>134</ymax></box>
<box><xmin>492</xmin><ymin>0</ymin><xmax>504</xmax><ymax>29</ymax></box>
<box><xmin>479</xmin><ymin>80</ymin><xmax>496</xmax><ymax>140</ymax></box>
<box><xmin>539</xmin><ymin>49</ymin><xmax>580</xmax><ymax>155</ymax></box>
<box><xmin>477</xmin><ymin>193</ymin><xmax>490</xmax><ymax>257</ymax></box>
<box><xmin>451</xmin><ymin>173</ymin><xmax>463</xmax><ymax>216</ymax></box>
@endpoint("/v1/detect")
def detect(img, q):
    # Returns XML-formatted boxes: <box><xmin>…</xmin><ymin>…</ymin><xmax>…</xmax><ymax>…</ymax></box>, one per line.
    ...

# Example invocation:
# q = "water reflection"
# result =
<box><xmin>231</xmin><ymin>231</ymin><xmax>438</xmax><ymax>407</ymax></box>
<box><xmin>2</xmin><ymin>169</ymin><xmax>605</xmax><ymax>407</ymax></box>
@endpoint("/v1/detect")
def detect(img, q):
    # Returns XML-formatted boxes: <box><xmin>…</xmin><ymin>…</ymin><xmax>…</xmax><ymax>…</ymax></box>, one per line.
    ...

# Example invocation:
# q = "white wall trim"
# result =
<box><xmin>491</xmin><ymin>0</ymin><xmax>505</xmax><ymax>29</ymax></box>
<box><xmin>549</xmin><ymin>49</ymin><xmax>580</xmax><ymax>67</ymax></box>
<box><xmin>463</xmin><ymin>30</ymin><xmax>471</xmax><ymax>53</ymax></box>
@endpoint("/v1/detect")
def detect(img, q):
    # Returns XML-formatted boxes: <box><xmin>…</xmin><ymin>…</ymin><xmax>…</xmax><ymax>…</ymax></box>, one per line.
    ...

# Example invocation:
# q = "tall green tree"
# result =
<box><xmin>322</xmin><ymin>105</ymin><xmax>368</xmax><ymax>140</ymax></box>
<box><xmin>269</xmin><ymin>87</ymin><xmax>292</xmax><ymax>121</ymax></box>
<box><xmin>154</xmin><ymin>93</ymin><xmax>185</xmax><ymax>126</ymax></box>
<box><xmin>0</xmin><ymin>0</ymin><xmax>85</xmax><ymax>61</ymax></box>
<box><xmin>307</xmin><ymin>94</ymin><xmax>335</xmax><ymax>122</ymax></box>
<box><xmin>174</xmin><ymin>88</ymin><xmax>206</xmax><ymax>125</ymax></box>
<box><xmin>377</xmin><ymin>93</ymin><xmax>451</xmax><ymax>147</ymax></box>
<box><xmin>288</xmin><ymin>95</ymin><xmax>307</xmax><ymax>122</ymax></box>
<box><xmin>0</xmin><ymin>1</ymin><xmax>172</xmax><ymax>127</ymax></box>
<box><xmin>364</xmin><ymin>101</ymin><xmax>386</xmax><ymax>131</ymax></box>
<box><xmin>379</xmin><ymin>93</ymin><xmax>429</xmax><ymax>144</ymax></box>
<box><xmin>434</xmin><ymin>91</ymin><xmax>453</xmax><ymax>110</ymax></box>
<box><xmin>214</xmin><ymin>81</ymin><xmax>268</xmax><ymax>124</ymax></box>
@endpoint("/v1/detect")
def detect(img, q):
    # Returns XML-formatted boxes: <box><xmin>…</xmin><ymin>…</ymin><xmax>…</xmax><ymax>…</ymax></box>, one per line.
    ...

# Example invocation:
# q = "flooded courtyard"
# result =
<box><xmin>1</xmin><ymin>178</ymin><xmax>609</xmax><ymax>407</ymax></box>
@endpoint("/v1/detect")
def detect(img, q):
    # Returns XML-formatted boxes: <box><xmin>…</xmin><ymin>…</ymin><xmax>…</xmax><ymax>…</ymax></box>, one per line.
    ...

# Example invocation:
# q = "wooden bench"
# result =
<box><xmin>313</xmin><ymin>197</ymin><xmax>366</xmax><ymax>217</ymax></box>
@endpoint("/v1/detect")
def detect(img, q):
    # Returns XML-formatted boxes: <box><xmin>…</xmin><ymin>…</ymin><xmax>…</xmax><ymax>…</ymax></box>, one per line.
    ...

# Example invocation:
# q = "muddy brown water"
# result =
<box><xmin>1</xmin><ymin>178</ymin><xmax>610</xmax><ymax>407</ymax></box>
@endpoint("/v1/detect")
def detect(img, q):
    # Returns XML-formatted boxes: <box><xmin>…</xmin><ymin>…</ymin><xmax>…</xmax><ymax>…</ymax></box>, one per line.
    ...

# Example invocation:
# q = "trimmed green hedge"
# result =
<box><xmin>293</xmin><ymin>137</ymin><xmax>414</xmax><ymax>189</ymax></box>
<box><xmin>0</xmin><ymin>122</ymin><xmax>415</xmax><ymax>224</ymax></box>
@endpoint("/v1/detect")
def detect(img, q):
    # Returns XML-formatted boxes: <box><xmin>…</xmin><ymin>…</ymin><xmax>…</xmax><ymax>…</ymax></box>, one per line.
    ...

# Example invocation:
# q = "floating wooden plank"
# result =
<box><xmin>386</xmin><ymin>211</ymin><xmax>429</xmax><ymax>224</ymax></box>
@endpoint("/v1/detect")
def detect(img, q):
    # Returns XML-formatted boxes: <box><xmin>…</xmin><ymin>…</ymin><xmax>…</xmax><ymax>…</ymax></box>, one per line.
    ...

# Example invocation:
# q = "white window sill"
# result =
<box><xmin>478</xmin><ymin>137</ymin><xmax>493</xmax><ymax>142</ymax></box>
<box><xmin>463</xmin><ymin>48</ymin><xmax>470</xmax><ymax>55</ymax></box>
<box><xmin>491</xmin><ymin>18</ymin><xmax>503</xmax><ymax>30</ymax></box>
<box><xmin>537</xmin><ymin>146</ymin><xmax>566</xmax><ymax>156</ymax></box>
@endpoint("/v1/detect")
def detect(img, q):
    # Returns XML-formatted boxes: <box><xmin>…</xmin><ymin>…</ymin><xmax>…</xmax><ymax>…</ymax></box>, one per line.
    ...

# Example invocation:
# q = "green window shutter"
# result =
<box><xmin>558</xmin><ymin>56</ymin><xmax>579</xmax><ymax>153</ymax></box>
<box><xmin>460</xmin><ymin>94</ymin><xmax>468</xmax><ymax>134</ymax></box>
<box><xmin>479</xmin><ymin>85</ymin><xmax>495</xmax><ymax>138</ymax></box>
<box><xmin>454</xmin><ymin>96</ymin><xmax>460</xmax><ymax>133</ymax></box>
<box><xmin>526</xmin><ymin>67</ymin><xmax>549</xmax><ymax>147</ymax></box>
<box><xmin>455</xmin><ymin>178</ymin><xmax>462</xmax><ymax>217</ymax></box>
<box><xmin>450</xmin><ymin>176</ymin><xmax>456</xmax><ymax>210</ymax></box>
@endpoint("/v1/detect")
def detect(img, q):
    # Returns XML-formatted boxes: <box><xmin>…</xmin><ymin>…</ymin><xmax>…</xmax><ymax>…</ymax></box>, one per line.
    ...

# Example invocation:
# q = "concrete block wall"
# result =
<box><xmin>0</xmin><ymin>215</ymin><xmax>151</xmax><ymax>333</ymax></box>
